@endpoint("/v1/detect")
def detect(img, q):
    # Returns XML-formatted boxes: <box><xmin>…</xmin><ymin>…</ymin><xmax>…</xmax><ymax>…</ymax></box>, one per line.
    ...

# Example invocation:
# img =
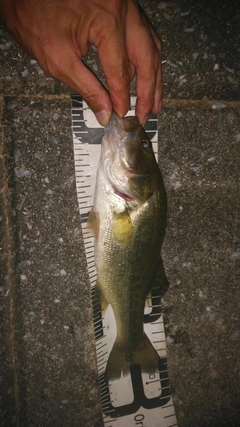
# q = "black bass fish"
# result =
<box><xmin>88</xmin><ymin>113</ymin><xmax>168</xmax><ymax>379</ymax></box>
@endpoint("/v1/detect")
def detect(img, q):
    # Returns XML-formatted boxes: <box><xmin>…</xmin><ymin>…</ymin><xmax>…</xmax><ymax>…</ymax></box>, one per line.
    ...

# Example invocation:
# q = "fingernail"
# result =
<box><xmin>95</xmin><ymin>110</ymin><xmax>112</xmax><ymax>127</ymax></box>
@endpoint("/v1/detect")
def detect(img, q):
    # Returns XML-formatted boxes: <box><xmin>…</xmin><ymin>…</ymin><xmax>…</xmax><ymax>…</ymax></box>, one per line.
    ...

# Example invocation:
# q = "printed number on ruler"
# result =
<box><xmin>71</xmin><ymin>95</ymin><xmax>178</xmax><ymax>427</ymax></box>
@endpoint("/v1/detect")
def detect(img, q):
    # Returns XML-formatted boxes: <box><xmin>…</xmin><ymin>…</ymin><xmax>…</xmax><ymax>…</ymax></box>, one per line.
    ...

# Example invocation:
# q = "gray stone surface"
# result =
<box><xmin>147</xmin><ymin>0</ymin><xmax>240</xmax><ymax>100</ymax></box>
<box><xmin>0</xmin><ymin>94</ymin><xmax>19</xmax><ymax>427</ymax></box>
<box><xmin>1</xmin><ymin>97</ymin><xmax>102</xmax><ymax>427</ymax></box>
<box><xmin>0</xmin><ymin>1</ymin><xmax>240</xmax><ymax>427</ymax></box>
<box><xmin>159</xmin><ymin>108</ymin><xmax>240</xmax><ymax>427</ymax></box>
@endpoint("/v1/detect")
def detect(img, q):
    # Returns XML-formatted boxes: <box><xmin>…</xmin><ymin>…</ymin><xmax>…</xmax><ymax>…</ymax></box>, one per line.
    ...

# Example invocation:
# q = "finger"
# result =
<box><xmin>96</xmin><ymin>25</ymin><xmax>131</xmax><ymax>118</ymax></box>
<box><xmin>152</xmin><ymin>65</ymin><xmax>163</xmax><ymax>114</ymax></box>
<box><xmin>148</xmin><ymin>24</ymin><xmax>163</xmax><ymax>113</ymax></box>
<box><xmin>133</xmin><ymin>38</ymin><xmax>160</xmax><ymax>124</ymax></box>
<box><xmin>127</xmin><ymin>31</ymin><xmax>161</xmax><ymax>123</ymax></box>
<box><xmin>129</xmin><ymin>62</ymin><xmax>136</xmax><ymax>81</ymax></box>
<box><xmin>125</xmin><ymin>3</ymin><xmax>162</xmax><ymax>123</ymax></box>
<box><xmin>148</xmin><ymin>19</ymin><xmax>162</xmax><ymax>56</ymax></box>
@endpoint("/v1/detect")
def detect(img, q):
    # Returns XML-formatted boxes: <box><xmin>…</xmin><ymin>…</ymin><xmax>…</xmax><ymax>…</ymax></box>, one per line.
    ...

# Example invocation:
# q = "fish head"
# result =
<box><xmin>101</xmin><ymin>112</ymin><xmax>160</xmax><ymax>203</ymax></box>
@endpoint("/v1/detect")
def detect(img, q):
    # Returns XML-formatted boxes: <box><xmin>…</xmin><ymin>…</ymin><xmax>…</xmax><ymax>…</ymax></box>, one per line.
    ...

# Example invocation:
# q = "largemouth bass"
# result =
<box><xmin>88</xmin><ymin>113</ymin><xmax>168</xmax><ymax>380</ymax></box>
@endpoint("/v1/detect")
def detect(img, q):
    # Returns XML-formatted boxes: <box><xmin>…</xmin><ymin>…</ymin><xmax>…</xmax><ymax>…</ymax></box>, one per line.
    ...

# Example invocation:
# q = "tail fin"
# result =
<box><xmin>106</xmin><ymin>333</ymin><xmax>159</xmax><ymax>380</ymax></box>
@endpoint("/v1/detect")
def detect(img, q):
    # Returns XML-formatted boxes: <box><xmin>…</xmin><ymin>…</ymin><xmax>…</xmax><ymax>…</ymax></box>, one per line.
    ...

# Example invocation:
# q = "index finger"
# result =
<box><xmin>126</xmin><ymin>7</ymin><xmax>162</xmax><ymax>123</ymax></box>
<box><xmin>93</xmin><ymin>19</ymin><xmax>131</xmax><ymax>118</ymax></box>
<box><xmin>130</xmin><ymin>29</ymin><xmax>162</xmax><ymax>123</ymax></box>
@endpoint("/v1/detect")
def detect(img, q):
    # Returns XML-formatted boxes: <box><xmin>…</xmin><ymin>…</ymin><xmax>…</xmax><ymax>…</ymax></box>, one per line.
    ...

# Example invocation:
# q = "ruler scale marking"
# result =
<box><xmin>71</xmin><ymin>95</ymin><xmax>178</xmax><ymax>427</ymax></box>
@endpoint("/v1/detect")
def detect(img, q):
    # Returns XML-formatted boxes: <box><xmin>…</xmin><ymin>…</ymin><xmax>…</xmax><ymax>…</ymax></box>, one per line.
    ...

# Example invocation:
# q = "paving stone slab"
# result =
<box><xmin>159</xmin><ymin>106</ymin><xmax>240</xmax><ymax>427</ymax></box>
<box><xmin>2</xmin><ymin>97</ymin><xmax>103</xmax><ymax>427</ymax></box>
<box><xmin>163</xmin><ymin>186</ymin><xmax>239</xmax><ymax>427</ymax></box>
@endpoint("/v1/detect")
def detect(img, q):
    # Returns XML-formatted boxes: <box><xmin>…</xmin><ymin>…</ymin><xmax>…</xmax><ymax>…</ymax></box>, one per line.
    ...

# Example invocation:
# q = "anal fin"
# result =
<box><xmin>93</xmin><ymin>279</ymin><xmax>109</xmax><ymax>316</ymax></box>
<box><xmin>87</xmin><ymin>208</ymin><xmax>100</xmax><ymax>239</ymax></box>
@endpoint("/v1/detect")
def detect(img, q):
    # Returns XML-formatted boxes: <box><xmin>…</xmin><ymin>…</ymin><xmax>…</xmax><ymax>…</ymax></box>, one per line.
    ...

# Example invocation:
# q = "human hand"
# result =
<box><xmin>0</xmin><ymin>0</ymin><xmax>162</xmax><ymax>125</ymax></box>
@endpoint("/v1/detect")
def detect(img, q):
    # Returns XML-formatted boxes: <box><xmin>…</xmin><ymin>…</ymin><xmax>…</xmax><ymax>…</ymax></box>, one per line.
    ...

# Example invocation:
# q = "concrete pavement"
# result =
<box><xmin>0</xmin><ymin>1</ymin><xmax>239</xmax><ymax>426</ymax></box>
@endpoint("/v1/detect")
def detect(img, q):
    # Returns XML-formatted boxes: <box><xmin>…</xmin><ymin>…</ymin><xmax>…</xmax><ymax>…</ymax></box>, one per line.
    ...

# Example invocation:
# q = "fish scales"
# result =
<box><xmin>88</xmin><ymin>112</ymin><xmax>168</xmax><ymax>380</ymax></box>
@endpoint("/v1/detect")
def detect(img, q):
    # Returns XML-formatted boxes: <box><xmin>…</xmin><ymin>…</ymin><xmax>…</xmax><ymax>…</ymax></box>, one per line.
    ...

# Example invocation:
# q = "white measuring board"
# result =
<box><xmin>71</xmin><ymin>95</ymin><xmax>178</xmax><ymax>427</ymax></box>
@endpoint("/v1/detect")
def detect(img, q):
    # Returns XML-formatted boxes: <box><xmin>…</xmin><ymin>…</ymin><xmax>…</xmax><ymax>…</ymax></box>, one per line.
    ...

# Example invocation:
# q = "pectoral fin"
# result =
<box><xmin>113</xmin><ymin>211</ymin><xmax>132</xmax><ymax>244</ymax></box>
<box><xmin>87</xmin><ymin>208</ymin><xmax>100</xmax><ymax>239</ymax></box>
<box><xmin>94</xmin><ymin>279</ymin><xmax>109</xmax><ymax>315</ymax></box>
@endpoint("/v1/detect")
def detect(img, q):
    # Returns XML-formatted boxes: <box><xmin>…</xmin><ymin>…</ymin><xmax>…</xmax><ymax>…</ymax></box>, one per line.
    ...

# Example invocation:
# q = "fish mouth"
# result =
<box><xmin>104</xmin><ymin>112</ymin><xmax>150</xmax><ymax>176</ymax></box>
<box><xmin>104</xmin><ymin>111</ymin><xmax>123</xmax><ymax>135</ymax></box>
<box><xmin>105</xmin><ymin>112</ymin><xmax>141</xmax><ymax>139</ymax></box>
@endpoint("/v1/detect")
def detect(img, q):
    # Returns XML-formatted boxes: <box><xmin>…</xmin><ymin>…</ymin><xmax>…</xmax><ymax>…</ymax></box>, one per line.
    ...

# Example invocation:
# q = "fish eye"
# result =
<box><xmin>142</xmin><ymin>140</ymin><xmax>150</xmax><ymax>149</ymax></box>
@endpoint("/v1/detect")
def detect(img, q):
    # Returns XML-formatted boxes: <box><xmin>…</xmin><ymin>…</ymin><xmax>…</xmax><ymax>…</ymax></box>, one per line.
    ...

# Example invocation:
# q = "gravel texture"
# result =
<box><xmin>0</xmin><ymin>1</ymin><xmax>240</xmax><ymax>426</ymax></box>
